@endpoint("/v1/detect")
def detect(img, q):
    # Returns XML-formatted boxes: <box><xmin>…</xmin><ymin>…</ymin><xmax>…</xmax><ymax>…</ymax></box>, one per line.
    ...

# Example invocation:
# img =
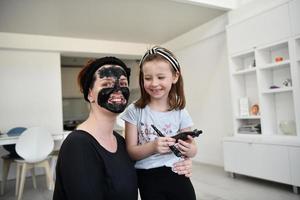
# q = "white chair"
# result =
<box><xmin>15</xmin><ymin>127</ymin><xmax>54</xmax><ymax>200</ymax></box>
<box><xmin>1</xmin><ymin>127</ymin><xmax>27</xmax><ymax>195</ymax></box>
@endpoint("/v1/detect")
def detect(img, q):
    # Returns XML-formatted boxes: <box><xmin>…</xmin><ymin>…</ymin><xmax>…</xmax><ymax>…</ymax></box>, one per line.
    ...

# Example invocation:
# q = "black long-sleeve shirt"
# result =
<box><xmin>53</xmin><ymin>130</ymin><xmax>137</xmax><ymax>200</ymax></box>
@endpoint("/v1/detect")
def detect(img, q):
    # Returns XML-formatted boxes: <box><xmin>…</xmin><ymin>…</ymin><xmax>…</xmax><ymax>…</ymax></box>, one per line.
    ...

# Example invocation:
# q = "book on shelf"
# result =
<box><xmin>238</xmin><ymin>124</ymin><xmax>261</xmax><ymax>134</ymax></box>
<box><xmin>239</xmin><ymin>97</ymin><xmax>250</xmax><ymax>116</ymax></box>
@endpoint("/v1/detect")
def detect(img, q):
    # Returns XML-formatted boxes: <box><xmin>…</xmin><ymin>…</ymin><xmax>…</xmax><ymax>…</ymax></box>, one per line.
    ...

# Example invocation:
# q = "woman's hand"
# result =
<box><xmin>172</xmin><ymin>158</ymin><xmax>192</xmax><ymax>177</ymax></box>
<box><xmin>176</xmin><ymin>136</ymin><xmax>197</xmax><ymax>158</ymax></box>
<box><xmin>154</xmin><ymin>137</ymin><xmax>175</xmax><ymax>154</ymax></box>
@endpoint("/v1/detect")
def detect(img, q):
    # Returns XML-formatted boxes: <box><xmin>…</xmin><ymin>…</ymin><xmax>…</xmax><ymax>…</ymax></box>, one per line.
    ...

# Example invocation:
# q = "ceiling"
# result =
<box><xmin>0</xmin><ymin>0</ymin><xmax>227</xmax><ymax>44</ymax></box>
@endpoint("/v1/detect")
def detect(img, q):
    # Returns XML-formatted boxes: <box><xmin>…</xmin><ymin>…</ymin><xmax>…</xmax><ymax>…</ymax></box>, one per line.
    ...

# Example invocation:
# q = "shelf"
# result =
<box><xmin>262</xmin><ymin>87</ymin><xmax>293</xmax><ymax>94</ymax></box>
<box><xmin>236</xmin><ymin>132</ymin><xmax>261</xmax><ymax>135</ymax></box>
<box><xmin>231</xmin><ymin>50</ymin><xmax>255</xmax><ymax>72</ymax></box>
<box><xmin>256</xmin><ymin>40</ymin><xmax>289</xmax><ymax>66</ymax></box>
<box><xmin>231</xmin><ymin>49</ymin><xmax>255</xmax><ymax>59</ymax></box>
<box><xmin>223</xmin><ymin>136</ymin><xmax>300</xmax><ymax>146</ymax></box>
<box><xmin>232</xmin><ymin>68</ymin><xmax>256</xmax><ymax>75</ymax></box>
<box><xmin>236</xmin><ymin>116</ymin><xmax>261</xmax><ymax>120</ymax></box>
<box><xmin>257</xmin><ymin>40</ymin><xmax>289</xmax><ymax>51</ymax></box>
<box><xmin>260</xmin><ymin>60</ymin><xmax>290</xmax><ymax>70</ymax></box>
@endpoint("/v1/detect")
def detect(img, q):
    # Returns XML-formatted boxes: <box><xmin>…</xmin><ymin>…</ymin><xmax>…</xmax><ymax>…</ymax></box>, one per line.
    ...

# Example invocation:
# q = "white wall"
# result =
<box><xmin>163</xmin><ymin>15</ymin><xmax>233</xmax><ymax>166</ymax></box>
<box><xmin>228</xmin><ymin>0</ymin><xmax>289</xmax><ymax>25</ymax></box>
<box><xmin>0</xmin><ymin>49</ymin><xmax>63</xmax><ymax>133</ymax></box>
<box><xmin>0</xmin><ymin>49</ymin><xmax>63</xmax><ymax>179</ymax></box>
<box><xmin>178</xmin><ymin>33</ymin><xmax>233</xmax><ymax>166</ymax></box>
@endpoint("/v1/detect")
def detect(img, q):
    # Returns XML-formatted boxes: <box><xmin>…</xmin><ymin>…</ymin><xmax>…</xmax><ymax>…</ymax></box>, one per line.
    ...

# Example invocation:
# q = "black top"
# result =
<box><xmin>53</xmin><ymin>130</ymin><xmax>137</xmax><ymax>200</ymax></box>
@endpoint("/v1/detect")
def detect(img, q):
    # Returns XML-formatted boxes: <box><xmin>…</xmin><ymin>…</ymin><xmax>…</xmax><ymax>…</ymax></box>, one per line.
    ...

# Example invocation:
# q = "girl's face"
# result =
<box><xmin>89</xmin><ymin>65</ymin><xmax>130</xmax><ymax>113</ymax></box>
<box><xmin>142</xmin><ymin>60</ymin><xmax>179</xmax><ymax>101</ymax></box>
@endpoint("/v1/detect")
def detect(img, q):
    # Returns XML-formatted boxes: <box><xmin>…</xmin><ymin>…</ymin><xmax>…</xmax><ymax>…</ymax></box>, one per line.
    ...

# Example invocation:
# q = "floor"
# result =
<box><xmin>0</xmin><ymin>162</ymin><xmax>299</xmax><ymax>200</ymax></box>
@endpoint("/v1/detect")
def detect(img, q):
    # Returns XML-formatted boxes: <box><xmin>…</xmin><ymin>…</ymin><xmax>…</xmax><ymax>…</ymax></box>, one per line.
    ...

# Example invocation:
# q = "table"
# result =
<box><xmin>0</xmin><ymin>131</ymin><xmax>70</xmax><ymax>145</ymax></box>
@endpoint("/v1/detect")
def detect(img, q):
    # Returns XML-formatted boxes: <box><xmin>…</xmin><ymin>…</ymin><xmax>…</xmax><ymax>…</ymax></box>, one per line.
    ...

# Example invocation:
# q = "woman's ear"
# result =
<box><xmin>88</xmin><ymin>88</ymin><xmax>96</xmax><ymax>103</ymax></box>
<box><xmin>172</xmin><ymin>71</ymin><xmax>180</xmax><ymax>84</ymax></box>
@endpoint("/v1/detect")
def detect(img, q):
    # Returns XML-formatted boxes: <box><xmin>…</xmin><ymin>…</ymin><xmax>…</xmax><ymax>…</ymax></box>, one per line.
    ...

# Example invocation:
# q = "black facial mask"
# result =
<box><xmin>97</xmin><ymin>66</ymin><xmax>130</xmax><ymax>113</ymax></box>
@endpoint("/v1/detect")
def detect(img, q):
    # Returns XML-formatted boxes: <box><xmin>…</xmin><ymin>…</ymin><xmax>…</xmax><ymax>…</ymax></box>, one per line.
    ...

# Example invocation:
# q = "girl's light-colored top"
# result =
<box><xmin>121</xmin><ymin>103</ymin><xmax>193</xmax><ymax>169</ymax></box>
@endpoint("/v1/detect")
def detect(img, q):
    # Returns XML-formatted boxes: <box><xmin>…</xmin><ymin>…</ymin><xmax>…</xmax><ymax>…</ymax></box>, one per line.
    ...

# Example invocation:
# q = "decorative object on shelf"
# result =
<box><xmin>282</xmin><ymin>78</ymin><xmax>292</xmax><ymax>87</ymax></box>
<box><xmin>251</xmin><ymin>104</ymin><xmax>260</xmax><ymax>115</ymax></box>
<box><xmin>252</xmin><ymin>59</ymin><xmax>256</xmax><ymax>68</ymax></box>
<box><xmin>269</xmin><ymin>85</ymin><xmax>280</xmax><ymax>89</ymax></box>
<box><xmin>248</xmin><ymin>59</ymin><xmax>256</xmax><ymax>68</ymax></box>
<box><xmin>275</xmin><ymin>56</ymin><xmax>283</xmax><ymax>62</ymax></box>
<box><xmin>279</xmin><ymin>120</ymin><xmax>296</xmax><ymax>135</ymax></box>
<box><xmin>239</xmin><ymin>97</ymin><xmax>249</xmax><ymax>116</ymax></box>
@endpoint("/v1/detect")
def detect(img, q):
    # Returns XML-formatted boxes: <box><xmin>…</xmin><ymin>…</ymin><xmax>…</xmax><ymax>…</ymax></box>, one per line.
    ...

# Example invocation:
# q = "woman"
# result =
<box><xmin>53</xmin><ymin>57</ymin><xmax>192</xmax><ymax>200</ymax></box>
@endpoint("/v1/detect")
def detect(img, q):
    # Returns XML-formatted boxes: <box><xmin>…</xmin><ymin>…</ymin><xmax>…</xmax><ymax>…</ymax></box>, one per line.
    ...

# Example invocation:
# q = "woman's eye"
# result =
<box><xmin>102</xmin><ymin>82</ymin><xmax>113</xmax><ymax>87</ymax></box>
<box><xmin>120</xmin><ymin>82</ymin><xmax>128</xmax><ymax>87</ymax></box>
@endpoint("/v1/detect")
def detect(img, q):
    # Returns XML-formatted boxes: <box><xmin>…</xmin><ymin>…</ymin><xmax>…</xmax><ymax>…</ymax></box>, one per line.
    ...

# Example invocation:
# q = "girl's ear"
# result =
<box><xmin>172</xmin><ymin>71</ymin><xmax>180</xmax><ymax>84</ymax></box>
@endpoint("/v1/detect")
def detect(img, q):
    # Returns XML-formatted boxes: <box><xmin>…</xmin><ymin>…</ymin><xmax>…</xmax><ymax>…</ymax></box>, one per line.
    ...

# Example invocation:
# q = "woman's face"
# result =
<box><xmin>89</xmin><ymin>65</ymin><xmax>130</xmax><ymax>113</ymax></box>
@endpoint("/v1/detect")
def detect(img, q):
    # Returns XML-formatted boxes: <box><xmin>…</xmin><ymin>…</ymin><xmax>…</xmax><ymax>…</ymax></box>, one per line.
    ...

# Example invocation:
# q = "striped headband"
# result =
<box><xmin>140</xmin><ymin>46</ymin><xmax>180</xmax><ymax>72</ymax></box>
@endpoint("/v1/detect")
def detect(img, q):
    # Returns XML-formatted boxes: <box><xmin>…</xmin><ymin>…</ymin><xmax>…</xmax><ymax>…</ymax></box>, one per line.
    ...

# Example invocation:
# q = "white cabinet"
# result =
<box><xmin>225</xmin><ymin>0</ymin><xmax>300</xmax><ymax>192</ymax></box>
<box><xmin>223</xmin><ymin>138</ymin><xmax>300</xmax><ymax>187</ymax></box>
<box><xmin>223</xmin><ymin>141</ymin><xmax>257</xmax><ymax>176</ymax></box>
<box><xmin>227</xmin><ymin>3</ymin><xmax>291</xmax><ymax>55</ymax></box>
<box><xmin>289</xmin><ymin>147</ymin><xmax>300</xmax><ymax>186</ymax></box>
<box><xmin>252</xmin><ymin>143</ymin><xmax>290</xmax><ymax>183</ymax></box>
<box><xmin>289</xmin><ymin>0</ymin><xmax>300</xmax><ymax>36</ymax></box>
<box><xmin>256</xmin><ymin>40</ymin><xmax>297</xmax><ymax>136</ymax></box>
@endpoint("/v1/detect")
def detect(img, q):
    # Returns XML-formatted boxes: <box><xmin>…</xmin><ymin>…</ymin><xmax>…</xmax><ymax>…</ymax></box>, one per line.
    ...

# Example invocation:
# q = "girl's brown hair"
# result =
<box><xmin>135</xmin><ymin>50</ymin><xmax>186</xmax><ymax>110</ymax></box>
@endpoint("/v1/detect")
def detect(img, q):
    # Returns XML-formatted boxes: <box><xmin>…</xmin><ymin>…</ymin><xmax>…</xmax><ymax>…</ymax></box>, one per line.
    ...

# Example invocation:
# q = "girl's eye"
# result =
<box><xmin>158</xmin><ymin>77</ymin><xmax>165</xmax><ymax>80</ymax></box>
<box><xmin>144</xmin><ymin>77</ymin><xmax>151</xmax><ymax>81</ymax></box>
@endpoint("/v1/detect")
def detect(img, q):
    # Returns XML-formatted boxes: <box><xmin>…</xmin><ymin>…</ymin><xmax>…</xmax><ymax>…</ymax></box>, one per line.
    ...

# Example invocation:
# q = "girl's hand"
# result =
<box><xmin>172</xmin><ymin>158</ymin><xmax>192</xmax><ymax>177</ymax></box>
<box><xmin>177</xmin><ymin>136</ymin><xmax>197</xmax><ymax>158</ymax></box>
<box><xmin>154</xmin><ymin>137</ymin><xmax>175</xmax><ymax>154</ymax></box>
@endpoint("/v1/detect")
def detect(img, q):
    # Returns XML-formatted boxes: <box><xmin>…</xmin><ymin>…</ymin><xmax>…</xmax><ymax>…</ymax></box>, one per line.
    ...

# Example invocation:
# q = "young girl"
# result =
<box><xmin>121</xmin><ymin>46</ymin><xmax>197</xmax><ymax>200</ymax></box>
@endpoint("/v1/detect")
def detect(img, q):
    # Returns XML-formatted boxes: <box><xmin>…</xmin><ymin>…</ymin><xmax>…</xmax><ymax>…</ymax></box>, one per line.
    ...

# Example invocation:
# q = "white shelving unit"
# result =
<box><xmin>229</xmin><ymin>49</ymin><xmax>260</xmax><ymax>135</ymax></box>
<box><xmin>224</xmin><ymin>0</ymin><xmax>300</xmax><ymax>193</ymax></box>
<box><xmin>256</xmin><ymin>40</ymin><xmax>297</xmax><ymax>137</ymax></box>
<box><xmin>293</xmin><ymin>36</ymin><xmax>300</xmax><ymax>139</ymax></box>
<box><xmin>229</xmin><ymin>33</ymin><xmax>299</xmax><ymax>138</ymax></box>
